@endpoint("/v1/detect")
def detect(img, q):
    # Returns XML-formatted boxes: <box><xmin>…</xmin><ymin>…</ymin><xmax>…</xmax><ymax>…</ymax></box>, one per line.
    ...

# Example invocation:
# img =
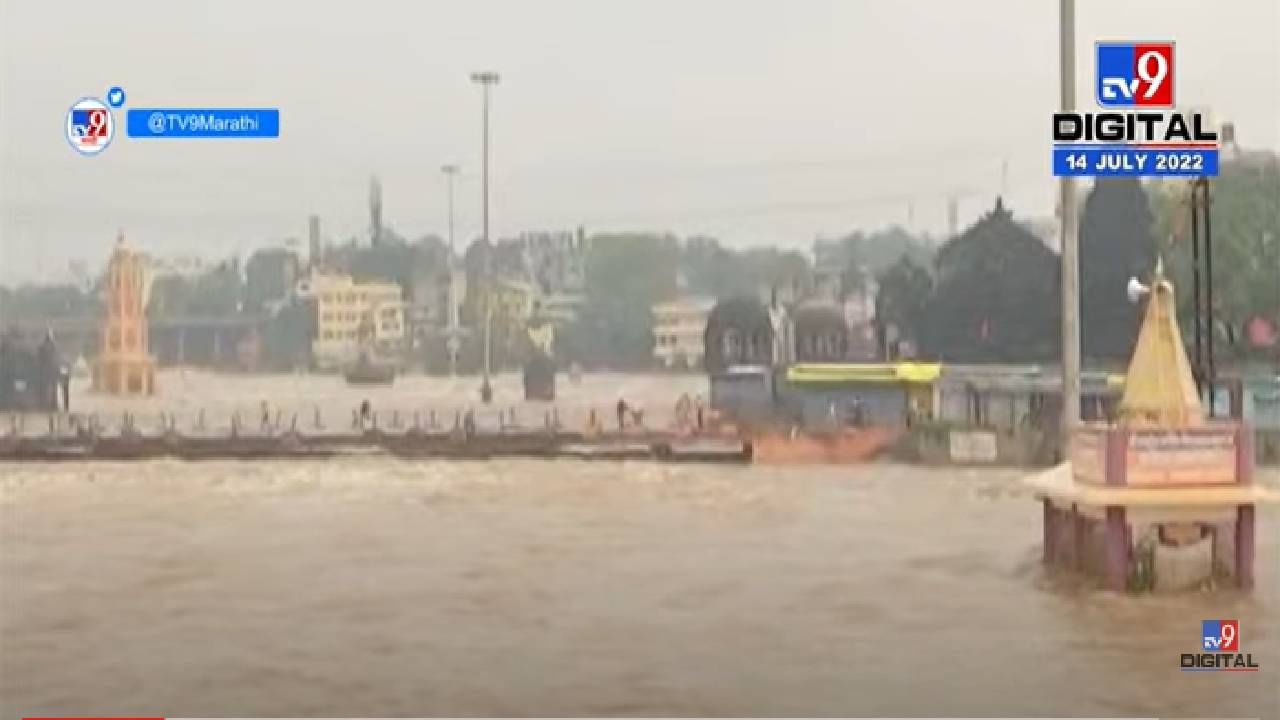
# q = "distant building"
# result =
<box><xmin>1218</xmin><ymin>123</ymin><xmax>1279</xmax><ymax>169</ymax></box>
<box><xmin>652</xmin><ymin>296</ymin><xmax>716</xmax><ymax>369</ymax></box>
<box><xmin>296</xmin><ymin>270</ymin><xmax>405</xmax><ymax>370</ymax></box>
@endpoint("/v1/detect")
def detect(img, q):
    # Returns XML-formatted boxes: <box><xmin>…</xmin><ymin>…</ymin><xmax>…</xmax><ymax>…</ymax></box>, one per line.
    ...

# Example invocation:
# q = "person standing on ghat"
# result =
<box><xmin>616</xmin><ymin>397</ymin><xmax>628</xmax><ymax>432</ymax></box>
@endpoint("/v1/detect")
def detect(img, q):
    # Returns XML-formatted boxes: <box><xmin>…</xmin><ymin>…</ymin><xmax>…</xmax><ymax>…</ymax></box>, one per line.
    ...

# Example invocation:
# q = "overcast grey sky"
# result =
<box><xmin>1</xmin><ymin>0</ymin><xmax>1277</xmax><ymax>283</ymax></box>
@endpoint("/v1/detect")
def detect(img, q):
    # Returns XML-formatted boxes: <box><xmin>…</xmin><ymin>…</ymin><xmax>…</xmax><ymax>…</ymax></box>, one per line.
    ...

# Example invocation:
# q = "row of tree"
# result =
<box><xmin>880</xmin><ymin>157</ymin><xmax>1278</xmax><ymax>366</ymax></box>
<box><xmin>3</xmin><ymin>155</ymin><xmax>1275</xmax><ymax>371</ymax></box>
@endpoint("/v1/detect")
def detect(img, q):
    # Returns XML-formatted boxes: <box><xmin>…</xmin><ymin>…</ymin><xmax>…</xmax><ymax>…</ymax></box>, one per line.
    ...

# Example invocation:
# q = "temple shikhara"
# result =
<box><xmin>92</xmin><ymin>234</ymin><xmax>156</xmax><ymax>395</ymax></box>
<box><xmin>1026</xmin><ymin>260</ymin><xmax>1276</xmax><ymax>592</ymax></box>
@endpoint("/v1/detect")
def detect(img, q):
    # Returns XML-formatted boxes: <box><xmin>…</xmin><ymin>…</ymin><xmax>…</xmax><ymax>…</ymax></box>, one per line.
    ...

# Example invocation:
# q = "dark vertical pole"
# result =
<box><xmin>482</xmin><ymin>84</ymin><xmax>491</xmax><ymax>388</ymax></box>
<box><xmin>1043</xmin><ymin>500</ymin><xmax>1055</xmax><ymax>564</ymax></box>
<box><xmin>1235</xmin><ymin>504</ymin><xmax>1255</xmax><ymax>590</ymax></box>
<box><xmin>1189</xmin><ymin>185</ymin><xmax>1203</xmax><ymax>397</ymax></box>
<box><xmin>1203</xmin><ymin>179</ymin><xmax>1216</xmax><ymax>418</ymax></box>
<box><xmin>1072</xmin><ymin>505</ymin><xmax>1086</xmax><ymax>571</ymax></box>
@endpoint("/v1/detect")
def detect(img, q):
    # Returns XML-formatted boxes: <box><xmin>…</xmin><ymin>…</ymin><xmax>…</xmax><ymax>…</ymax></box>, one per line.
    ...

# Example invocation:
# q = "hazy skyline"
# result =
<box><xmin>2</xmin><ymin>0</ymin><xmax>1277</xmax><ymax>284</ymax></box>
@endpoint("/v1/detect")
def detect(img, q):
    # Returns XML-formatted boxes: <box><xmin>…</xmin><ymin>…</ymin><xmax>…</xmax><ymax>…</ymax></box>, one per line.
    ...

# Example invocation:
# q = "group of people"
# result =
<box><xmin>347</xmin><ymin>392</ymin><xmax>709</xmax><ymax>438</ymax></box>
<box><xmin>674</xmin><ymin>393</ymin><xmax>707</xmax><ymax>433</ymax></box>
<box><xmin>614</xmin><ymin>397</ymin><xmax>645</xmax><ymax>431</ymax></box>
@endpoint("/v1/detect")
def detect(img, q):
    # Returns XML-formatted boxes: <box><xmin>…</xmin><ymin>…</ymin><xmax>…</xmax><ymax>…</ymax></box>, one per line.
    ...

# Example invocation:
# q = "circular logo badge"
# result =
<box><xmin>65</xmin><ymin>97</ymin><xmax>115</xmax><ymax>156</ymax></box>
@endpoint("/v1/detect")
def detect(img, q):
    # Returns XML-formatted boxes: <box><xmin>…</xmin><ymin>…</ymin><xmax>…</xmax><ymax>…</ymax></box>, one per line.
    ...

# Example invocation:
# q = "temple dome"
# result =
<box><xmin>704</xmin><ymin>296</ymin><xmax>773</xmax><ymax>374</ymax></box>
<box><xmin>793</xmin><ymin>300</ymin><xmax>848</xmax><ymax>362</ymax></box>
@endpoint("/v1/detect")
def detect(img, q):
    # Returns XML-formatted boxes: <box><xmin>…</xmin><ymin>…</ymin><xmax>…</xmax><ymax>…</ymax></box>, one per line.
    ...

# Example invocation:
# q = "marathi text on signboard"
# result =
<box><xmin>1125</xmin><ymin>430</ymin><xmax>1238</xmax><ymax>486</ymax></box>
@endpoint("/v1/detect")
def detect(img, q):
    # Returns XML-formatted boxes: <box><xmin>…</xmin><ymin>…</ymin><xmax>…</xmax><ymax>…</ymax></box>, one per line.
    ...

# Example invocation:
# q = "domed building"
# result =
<box><xmin>703</xmin><ymin>296</ymin><xmax>774</xmax><ymax>374</ymax></box>
<box><xmin>704</xmin><ymin>296</ymin><xmax>777</xmax><ymax>425</ymax></box>
<box><xmin>791</xmin><ymin>301</ymin><xmax>848</xmax><ymax>362</ymax></box>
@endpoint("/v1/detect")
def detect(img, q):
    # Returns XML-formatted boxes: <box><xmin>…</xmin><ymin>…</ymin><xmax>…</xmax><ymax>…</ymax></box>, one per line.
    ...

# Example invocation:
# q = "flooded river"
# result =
<box><xmin>2</xmin><ymin>372</ymin><xmax>1277</xmax><ymax>717</ymax></box>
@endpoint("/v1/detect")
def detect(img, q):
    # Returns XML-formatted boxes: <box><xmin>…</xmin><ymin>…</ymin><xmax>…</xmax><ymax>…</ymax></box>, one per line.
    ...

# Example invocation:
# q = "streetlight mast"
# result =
<box><xmin>1059</xmin><ymin>0</ymin><xmax>1082</xmax><ymax>443</ymax></box>
<box><xmin>471</xmin><ymin>70</ymin><xmax>500</xmax><ymax>403</ymax></box>
<box><xmin>441</xmin><ymin>164</ymin><xmax>461</xmax><ymax>376</ymax></box>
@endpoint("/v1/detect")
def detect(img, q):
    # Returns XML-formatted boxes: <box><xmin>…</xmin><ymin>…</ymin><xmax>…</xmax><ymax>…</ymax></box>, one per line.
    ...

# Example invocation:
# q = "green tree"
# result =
<box><xmin>738</xmin><ymin>247</ymin><xmax>811</xmax><ymax>297</ymax></box>
<box><xmin>874</xmin><ymin>255</ymin><xmax>932</xmax><ymax>355</ymax></box>
<box><xmin>566</xmin><ymin>233</ymin><xmax>679</xmax><ymax>368</ymax></box>
<box><xmin>244</xmin><ymin>248</ymin><xmax>299</xmax><ymax>313</ymax></box>
<box><xmin>920</xmin><ymin>198</ymin><xmax>1060</xmax><ymax>362</ymax></box>
<box><xmin>148</xmin><ymin>260</ymin><xmax>242</xmax><ymax>318</ymax></box>
<box><xmin>1152</xmin><ymin>154</ymin><xmax>1280</xmax><ymax>360</ymax></box>
<box><xmin>827</xmin><ymin>226</ymin><xmax>935</xmax><ymax>299</ymax></box>
<box><xmin>679</xmin><ymin>237</ymin><xmax>811</xmax><ymax>300</ymax></box>
<box><xmin>0</xmin><ymin>284</ymin><xmax>98</xmax><ymax>320</ymax></box>
<box><xmin>1079</xmin><ymin>177</ymin><xmax>1156</xmax><ymax>362</ymax></box>
<box><xmin>262</xmin><ymin>299</ymin><xmax>314</xmax><ymax>371</ymax></box>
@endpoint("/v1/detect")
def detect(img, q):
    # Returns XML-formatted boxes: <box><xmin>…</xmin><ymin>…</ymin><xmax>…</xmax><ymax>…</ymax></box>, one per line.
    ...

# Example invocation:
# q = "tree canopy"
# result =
<box><xmin>1152</xmin><ymin>153</ymin><xmax>1280</xmax><ymax>360</ymax></box>
<box><xmin>874</xmin><ymin>254</ymin><xmax>933</xmax><ymax>356</ymax></box>
<box><xmin>1079</xmin><ymin>177</ymin><xmax>1156</xmax><ymax>361</ymax></box>
<box><xmin>563</xmin><ymin>233</ymin><xmax>680</xmax><ymax>368</ymax></box>
<box><xmin>920</xmin><ymin>198</ymin><xmax>1060</xmax><ymax>362</ymax></box>
<box><xmin>679</xmin><ymin>237</ymin><xmax>810</xmax><ymax>299</ymax></box>
<box><xmin>828</xmin><ymin>225</ymin><xmax>936</xmax><ymax>297</ymax></box>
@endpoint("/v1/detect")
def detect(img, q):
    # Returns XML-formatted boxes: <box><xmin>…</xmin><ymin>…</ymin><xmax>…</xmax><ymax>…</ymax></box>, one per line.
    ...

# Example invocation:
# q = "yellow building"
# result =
<box><xmin>296</xmin><ymin>270</ymin><xmax>405</xmax><ymax>370</ymax></box>
<box><xmin>92</xmin><ymin>234</ymin><xmax>156</xmax><ymax>395</ymax></box>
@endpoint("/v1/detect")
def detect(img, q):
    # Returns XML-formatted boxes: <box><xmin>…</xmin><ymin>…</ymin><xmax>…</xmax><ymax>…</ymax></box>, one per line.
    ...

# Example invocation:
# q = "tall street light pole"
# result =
<box><xmin>1059</xmin><ymin>0</ymin><xmax>1081</xmax><ymax>446</ymax></box>
<box><xmin>471</xmin><ymin>71</ymin><xmax>499</xmax><ymax>403</ymax></box>
<box><xmin>441</xmin><ymin>164</ymin><xmax>461</xmax><ymax>376</ymax></box>
<box><xmin>442</xmin><ymin>164</ymin><xmax>459</xmax><ymax>257</ymax></box>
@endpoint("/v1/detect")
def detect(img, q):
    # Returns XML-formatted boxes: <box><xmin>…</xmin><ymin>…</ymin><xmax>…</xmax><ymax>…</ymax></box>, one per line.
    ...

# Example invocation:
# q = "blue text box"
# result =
<box><xmin>1053</xmin><ymin>145</ymin><xmax>1218</xmax><ymax>177</ymax></box>
<box><xmin>127</xmin><ymin>108</ymin><xmax>279</xmax><ymax>138</ymax></box>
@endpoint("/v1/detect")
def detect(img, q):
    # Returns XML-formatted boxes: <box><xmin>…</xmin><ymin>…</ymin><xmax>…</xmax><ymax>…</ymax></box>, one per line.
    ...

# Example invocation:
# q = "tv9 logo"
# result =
<box><xmin>1096</xmin><ymin>42</ymin><xmax>1174</xmax><ymax>107</ymax></box>
<box><xmin>1201</xmin><ymin>619</ymin><xmax>1239</xmax><ymax>652</ymax></box>
<box><xmin>65</xmin><ymin>97</ymin><xmax>115</xmax><ymax>156</ymax></box>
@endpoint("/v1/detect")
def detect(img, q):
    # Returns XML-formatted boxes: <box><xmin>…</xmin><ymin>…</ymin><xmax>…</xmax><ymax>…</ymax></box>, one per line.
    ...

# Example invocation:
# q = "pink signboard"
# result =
<box><xmin>1125</xmin><ymin>429</ymin><xmax>1239</xmax><ymax>486</ymax></box>
<box><xmin>1071</xmin><ymin>429</ymin><xmax>1107</xmax><ymax>485</ymax></box>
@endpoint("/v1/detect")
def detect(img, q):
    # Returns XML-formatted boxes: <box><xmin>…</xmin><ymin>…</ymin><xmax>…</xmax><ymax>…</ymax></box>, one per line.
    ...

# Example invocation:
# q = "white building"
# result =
<box><xmin>652</xmin><ymin>296</ymin><xmax>716</xmax><ymax>369</ymax></box>
<box><xmin>296</xmin><ymin>270</ymin><xmax>406</xmax><ymax>370</ymax></box>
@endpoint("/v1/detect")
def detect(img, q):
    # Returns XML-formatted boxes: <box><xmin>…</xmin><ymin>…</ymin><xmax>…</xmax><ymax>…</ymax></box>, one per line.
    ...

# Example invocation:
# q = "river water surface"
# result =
<box><xmin>2</xmin><ymin>372</ymin><xmax>1277</xmax><ymax>717</ymax></box>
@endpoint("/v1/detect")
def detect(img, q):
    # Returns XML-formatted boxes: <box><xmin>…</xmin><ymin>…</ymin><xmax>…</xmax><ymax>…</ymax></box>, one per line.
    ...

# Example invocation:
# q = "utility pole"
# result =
<box><xmin>1201</xmin><ymin>178</ymin><xmax>1216</xmax><ymax>416</ymax></box>
<box><xmin>1059</xmin><ymin>0</ymin><xmax>1082</xmax><ymax>441</ymax></box>
<box><xmin>471</xmin><ymin>71</ymin><xmax>500</xmax><ymax>403</ymax></box>
<box><xmin>442</xmin><ymin>164</ymin><xmax>461</xmax><ymax>376</ymax></box>
<box><xmin>1190</xmin><ymin>180</ymin><xmax>1203</xmax><ymax>395</ymax></box>
<box><xmin>1187</xmin><ymin>177</ymin><xmax>1216</xmax><ymax>415</ymax></box>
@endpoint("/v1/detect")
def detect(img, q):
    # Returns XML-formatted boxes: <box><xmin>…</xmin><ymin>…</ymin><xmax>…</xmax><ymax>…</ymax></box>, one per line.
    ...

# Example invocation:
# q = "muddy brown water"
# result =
<box><xmin>2</xmin><ymin>372</ymin><xmax>1277</xmax><ymax>717</ymax></box>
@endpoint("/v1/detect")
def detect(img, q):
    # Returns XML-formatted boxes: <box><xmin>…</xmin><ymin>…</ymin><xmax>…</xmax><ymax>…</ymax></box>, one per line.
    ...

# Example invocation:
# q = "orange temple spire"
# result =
<box><xmin>1116</xmin><ymin>259</ymin><xmax>1202</xmax><ymax>427</ymax></box>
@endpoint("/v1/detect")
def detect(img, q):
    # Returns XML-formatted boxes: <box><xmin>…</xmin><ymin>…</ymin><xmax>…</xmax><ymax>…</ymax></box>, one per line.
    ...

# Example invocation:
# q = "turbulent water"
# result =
<box><xmin>2</xmin><ymin>372</ymin><xmax>1277</xmax><ymax>717</ymax></box>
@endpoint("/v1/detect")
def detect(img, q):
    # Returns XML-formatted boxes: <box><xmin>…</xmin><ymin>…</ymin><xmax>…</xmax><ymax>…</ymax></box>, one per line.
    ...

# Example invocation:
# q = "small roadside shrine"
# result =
<box><xmin>1024</xmin><ymin>261</ymin><xmax>1277</xmax><ymax>592</ymax></box>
